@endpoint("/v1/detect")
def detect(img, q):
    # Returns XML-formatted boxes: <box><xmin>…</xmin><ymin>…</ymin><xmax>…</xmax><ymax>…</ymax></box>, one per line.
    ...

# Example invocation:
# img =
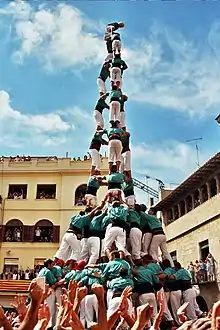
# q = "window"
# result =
<box><xmin>8</xmin><ymin>184</ymin><xmax>27</xmax><ymax>199</ymax></box>
<box><xmin>210</xmin><ymin>178</ymin><xmax>217</xmax><ymax>197</ymax></box>
<box><xmin>194</xmin><ymin>190</ymin><xmax>200</xmax><ymax>208</ymax></box>
<box><xmin>3</xmin><ymin>258</ymin><xmax>19</xmax><ymax>278</ymax></box>
<box><xmin>36</xmin><ymin>184</ymin><xmax>56</xmax><ymax>199</ymax></box>
<box><xmin>199</xmin><ymin>239</ymin><xmax>209</xmax><ymax>261</ymax></box>
<box><xmin>179</xmin><ymin>201</ymin><xmax>185</xmax><ymax>217</ymax></box>
<box><xmin>170</xmin><ymin>250</ymin><xmax>177</xmax><ymax>261</ymax></box>
<box><xmin>34</xmin><ymin>219</ymin><xmax>60</xmax><ymax>243</ymax></box>
<box><xmin>4</xmin><ymin>219</ymin><xmax>23</xmax><ymax>242</ymax></box>
<box><xmin>186</xmin><ymin>195</ymin><xmax>193</xmax><ymax>212</ymax></box>
<box><xmin>173</xmin><ymin>205</ymin><xmax>179</xmax><ymax>220</ymax></box>
<box><xmin>75</xmin><ymin>184</ymin><xmax>87</xmax><ymax>206</ymax></box>
<box><xmin>201</xmin><ymin>184</ymin><xmax>208</xmax><ymax>203</ymax></box>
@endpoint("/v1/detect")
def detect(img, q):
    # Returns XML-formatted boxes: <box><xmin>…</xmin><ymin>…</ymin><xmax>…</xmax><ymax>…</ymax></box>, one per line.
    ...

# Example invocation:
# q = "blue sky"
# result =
<box><xmin>0</xmin><ymin>0</ymin><xmax>220</xmax><ymax>203</ymax></box>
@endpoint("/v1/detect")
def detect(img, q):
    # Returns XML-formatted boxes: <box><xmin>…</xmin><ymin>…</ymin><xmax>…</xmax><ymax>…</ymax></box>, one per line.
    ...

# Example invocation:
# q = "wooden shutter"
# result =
<box><xmin>23</xmin><ymin>226</ymin><xmax>34</xmax><ymax>242</ymax></box>
<box><xmin>52</xmin><ymin>226</ymin><xmax>60</xmax><ymax>243</ymax></box>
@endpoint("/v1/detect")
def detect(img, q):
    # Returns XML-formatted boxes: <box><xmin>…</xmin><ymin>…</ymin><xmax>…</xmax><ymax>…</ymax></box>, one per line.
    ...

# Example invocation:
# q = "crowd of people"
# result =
<box><xmin>187</xmin><ymin>255</ymin><xmax>216</xmax><ymax>283</ymax></box>
<box><xmin>1</xmin><ymin>278</ymin><xmax>220</xmax><ymax>330</ymax></box>
<box><xmin>0</xmin><ymin>266</ymin><xmax>40</xmax><ymax>281</ymax></box>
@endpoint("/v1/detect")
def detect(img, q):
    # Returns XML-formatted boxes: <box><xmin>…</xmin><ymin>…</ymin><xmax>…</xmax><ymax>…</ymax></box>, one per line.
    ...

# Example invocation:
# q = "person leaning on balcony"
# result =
<box><xmin>147</xmin><ymin>208</ymin><xmax>174</xmax><ymax>267</ymax></box>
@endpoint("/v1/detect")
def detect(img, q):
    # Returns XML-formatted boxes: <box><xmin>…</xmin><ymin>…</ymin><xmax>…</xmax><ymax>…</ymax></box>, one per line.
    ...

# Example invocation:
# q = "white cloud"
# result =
<box><xmin>2</xmin><ymin>1</ymin><xmax>220</xmax><ymax>117</ymax></box>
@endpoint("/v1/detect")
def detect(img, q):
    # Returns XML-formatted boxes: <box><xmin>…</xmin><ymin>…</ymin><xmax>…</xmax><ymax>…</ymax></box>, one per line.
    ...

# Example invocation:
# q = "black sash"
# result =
<box><xmin>86</xmin><ymin>186</ymin><xmax>98</xmax><ymax>196</ymax></box>
<box><xmin>108</xmin><ymin>182</ymin><xmax>122</xmax><ymax>189</ymax></box>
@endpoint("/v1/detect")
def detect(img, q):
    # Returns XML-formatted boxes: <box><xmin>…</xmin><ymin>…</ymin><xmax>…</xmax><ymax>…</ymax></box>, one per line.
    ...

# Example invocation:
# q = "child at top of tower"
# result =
<box><xmin>93</xmin><ymin>94</ymin><xmax>109</xmax><ymax>130</ymax></box>
<box><xmin>110</xmin><ymin>53</ymin><xmax>128</xmax><ymax>90</ymax></box>
<box><xmin>97</xmin><ymin>61</ymin><xmax>111</xmax><ymax>96</ymax></box>
<box><xmin>104</xmin><ymin>22</ymin><xmax>124</xmax><ymax>61</ymax></box>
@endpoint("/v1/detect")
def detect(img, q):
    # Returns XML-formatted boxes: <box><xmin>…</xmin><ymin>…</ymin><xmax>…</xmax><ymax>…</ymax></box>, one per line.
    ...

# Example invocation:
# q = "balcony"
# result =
<box><xmin>165</xmin><ymin>194</ymin><xmax>220</xmax><ymax>241</ymax></box>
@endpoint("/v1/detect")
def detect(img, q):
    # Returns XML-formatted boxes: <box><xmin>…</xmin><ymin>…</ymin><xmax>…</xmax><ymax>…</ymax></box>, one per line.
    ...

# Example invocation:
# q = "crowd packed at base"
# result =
<box><xmin>1</xmin><ymin>274</ymin><xmax>220</xmax><ymax>330</ymax></box>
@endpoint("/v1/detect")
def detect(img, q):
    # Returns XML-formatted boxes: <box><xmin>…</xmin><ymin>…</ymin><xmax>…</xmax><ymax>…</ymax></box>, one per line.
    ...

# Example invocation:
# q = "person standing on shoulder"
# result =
<box><xmin>119</xmin><ymin>93</ymin><xmax>128</xmax><ymax>130</ymax></box>
<box><xmin>97</xmin><ymin>62</ymin><xmax>111</xmax><ymax>96</ymax></box>
<box><xmin>85</xmin><ymin>173</ymin><xmax>106</xmax><ymax>207</ymax></box>
<box><xmin>107</xmin><ymin>121</ymin><xmax>125</xmax><ymax>173</ymax></box>
<box><xmin>109</xmin><ymin>85</ymin><xmax>122</xmax><ymax>124</ymax></box>
<box><xmin>104</xmin><ymin>22</ymin><xmax>124</xmax><ymax>61</ymax></box>
<box><xmin>89</xmin><ymin>129</ymin><xmax>108</xmax><ymax>175</ymax></box>
<box><xmin>93</xmin><ymin>94</ymin><xmax>109</xmax><ymax>130</ymax></box>
<box><xmin>110</xmin><ymin>54</ymin><xmax>128</xmax><ymax>89</ymax></box>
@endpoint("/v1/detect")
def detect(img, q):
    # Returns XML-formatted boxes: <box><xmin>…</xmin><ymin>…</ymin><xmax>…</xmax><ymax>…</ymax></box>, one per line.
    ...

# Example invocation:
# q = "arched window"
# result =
<box><xmin>4</xmin><ymin>219</ymin><xmax>23</xmax><ymax>242</ymax></box>
<box><xmin>210</xmin><ymin>178</ymin><xmax>217</xmax><ymax>197</ymax></box>
<box><xmin>173</xmin><ymin>205</ymin><xmax>179</xmax><ymax>220</ymax></box>
<box><xmin>201</xmin><ymin>184</ymin><xmax>208</xmax><ymax>203</ymax></box>
<box><xmin>34</xmin><ymin>219</ymin><xmax>53</xmax><ymax>243</ymax></box>
<box><xmin>74</xmin><ymin>184</ymin><xmax>87</xmax><ymax>206</ymax></box>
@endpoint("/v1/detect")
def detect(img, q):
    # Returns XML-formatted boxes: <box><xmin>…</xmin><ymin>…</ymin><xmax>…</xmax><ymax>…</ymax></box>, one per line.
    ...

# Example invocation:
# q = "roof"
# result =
<box><xmin>154</xmin><ymin>152</ymin><xmax>220</xmax><ymax>211</ymax></box>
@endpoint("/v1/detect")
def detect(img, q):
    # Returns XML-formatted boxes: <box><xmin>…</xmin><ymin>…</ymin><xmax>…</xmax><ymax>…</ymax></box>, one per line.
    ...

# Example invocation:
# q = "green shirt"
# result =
<box><xmin>175</xmin><ymin>269</ymin><xmax>191</xmax><ymax>281</ymax></box>
<box><xmin>120</xmin><ymin>95</ymin><xmax>128</xmax><ymax>112</ymax></box>
<box><xmin>102</xmin><ymin>258</ymin><xmax>132</xmax><ymax>281</ymax></box>
<box><xmin>107</xmin><ymin>172</ymin><xmax>125</xmax><ymax>184</ymax></box>
<box><xmin>108</xmin><ymin>204</ymin><xmax>128</xmax><ymax>222</ymax></box>
<box><xmin>164</xmin><ymin>267</ymin><xmax>176</xmax><ymax>276</ymax></box>
<box><xmin>101</xmin><ymin>215</ymin><xmax>112</xmax><ymax>231</ymax></box>
<box><xmin>109</xmin><ymin>90</ymin><xmax>122</xmax><ymax>102</ymax></box>
<box><xmin>87</xmin><ymin>176</ymin><xmax>100</xmax><ymax>189</ymax></box>
<box><xmin>70</xmin><ymin>215</ymin><xmax>90</xmax><ymax>231</ymax></box>
<box><xmin>64</xmin><ymin>270</ymin><xmax>76</xmax><ymax>285</ymax></box>
<box><xmin>122</xmin><ymin>180</ymin><xmax>133</xmax><ymax>192</ymax></box>
<box><xmin>111</xmin><ymin>58</ymin><xmax>127</xmax><ymax>72</ymax></box>
<box><xmin>38</xmin><ymin>267</ymin><xmax>57</xmax><ymax>286</ymax></box>
<box><xmin>95</xmin><ymin>98</ymin><xmax>109</xmax><ymax>113</ymax></box>
<box><xmin>127</xmin><ymin>209</ymin><xmax>141</xmax><ymax>226</ymax></box>
<box><xmin>107</xmin><ymin>127</ymin><xmax>124</xmax><ymax>138</ymax></box>
<box><xmin>146</xmin><ymin>214</ymin><xmax>162</xmax><ymax>231</ymax></box>
<box><xmin>51</xmin><ymin>266</ymin><xmax>63</xmax><ymax>279</ymax></box>
<box><xmin>134</xmin><ymin>266</ymin><xmax>159</xmax><ymax>286</ymax></box>
<box><xmin>99</xmin><ymin>65</ymin><xmax>110</xmax><ymax>81</ymax></box>
<box><xmin>108</xmin><ymin>277</ymin><xmax>134</xmax><ymax>292</ymax></box>
<box><xmin>147</xmin><ymin>263</ymin><xmax>163</xmax><ymax>275</ymax></box>
<box><xmin>90</xmin><ymin>212</ymin><xmax>105</xmax><ymax>232</ymax></box>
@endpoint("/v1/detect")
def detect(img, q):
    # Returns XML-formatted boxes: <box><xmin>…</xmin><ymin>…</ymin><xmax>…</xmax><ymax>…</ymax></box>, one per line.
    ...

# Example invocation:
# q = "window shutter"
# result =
<box><xmin>23</xmin><ymin>226</ymin><xmax>34</xmax><ymax>242</ymax></box>
<box><xmin>52</xmin><ymin>226</ymin><xmax>60</xmax><ymax>243</ymax></box>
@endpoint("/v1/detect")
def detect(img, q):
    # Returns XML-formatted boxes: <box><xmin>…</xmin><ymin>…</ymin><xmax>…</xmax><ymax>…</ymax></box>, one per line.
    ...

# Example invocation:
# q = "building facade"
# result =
<box><xmin>155</xmin><ymin>152</ymin><xmax>220</xmax><ymax>307</ymax></box>
<box><xmin>0</xmin><ymin>156</ymin><xmax>108</xmax><ymax>272</ymax></box>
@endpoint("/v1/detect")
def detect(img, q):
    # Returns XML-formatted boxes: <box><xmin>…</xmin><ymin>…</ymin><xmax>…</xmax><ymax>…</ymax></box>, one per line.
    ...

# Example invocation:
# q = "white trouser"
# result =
<box><xmin>90</xmin><ymin>149</ymin><xmax>101</xmax><ymax>170</ymax></box>
<box><xmin>54</xmin><ymin>287</ymin><xmax>62</xmax><ymax>320</ymax></box>
<box><xmin>120</xmin><ymin>112</ymin><xmax>126</xmax><ymax>128</ymax></box>
<box><xmin>125</xmin><ymin>195</ymin><xmax>136</xmax><ymax>207</ymax></box>
<box><xmin>93</xmin><ymin>110</ymin><xmax>104</xmax><ymax>128</ymax></box>
<box><xmin>109</xmin><ymin>100</ymin><xmax>120</xmax><ymax>122</ymax></box>
<box><xmin>105</xmin><ymin>225</ymin><xmax>126</xmax><ymax>253</ymax></box>
<box><xmin>107</xmin><ymin>296</ymin><xmax>132</xmax><ymax>318</ymax></box>
<box><xmin>108</xmin><ymin>139</ymin><xmax>122</xmax><ymax>163</ymax></box>
<box><xmin>170</xmin><ymin>290</ymin><xmax>182</xmax><ymax>324</ymax></box>
<box><xmin>112</xmin><ymin>39</ymin><xmax>122</xmax><ymax>53</ymax></box>
<box><xmin>85</xmin><ymin>294</ymin><xmax>98</xmax><ymax>328</ymax></box>
<box><xmin>55</xmin><ymin>232</ymin><xmax>80</xmax><ymax>261</ymax></box>
<box><xmin>183</xmin><ymin>288</ymin><xmax>197</xmax><ymax>320</ymax></box>
<box><xmin>100</xmin><ymin>239</ymin><xmax>106</xmax><ymax>257</ymax></box>
<box><xmin>85</xmin><ymin>194</ymin><xmax>97</xmax><ymax>207</ymax></box>
<box><xmin>87</xmin><ymin>236</ymin><xmax>101</xmax><ymax>265</ymax></box>
<box><xmin>158</xmin><ymin>287</ymin><xmax>173</xmax><ymax>322</ymax></box>
<box><xmin>80</xmin><ymin>298</ymin><xmax>86</xmax><ymax>328</ymax></box>
<box><xmin>107</xmin><ymin>288</ymin><xmax>114</xmax><ymax>308</ymax></box>
<box><xmin>110</xmin><ymin>67</ymin><xmax>121</xmax><ymax>86</ymax></box>
<box><xmin>149</xmin><ymin>234</ymin><xmax>174</xmax><ymax>267</ymax></box>
<box><xmin>80</xmin><ymin>238</ymin><xmax>89</xmax><ymax>262</ymax></box>
<box><xmin>142</xmin><ymin>233</ymin><xmax>153</xmax><ymax>254</ymax></box>
<box><xmin>130</xmin><ymin>227</ymin><xmax>142</xmax><ymax>260</ymax></box>
<box><xmin>97</xmin><ymin>77</ymin><xmax>106</xmax><ymax>95</ymax></box>
<box><xmin>46</xmin><ymin>290</ymin><xmax>56</xmax><ymax>328</ymax></box>
<box><xmin>121</xmin><ymin>150</ymin><xmax>131</xmax><ymax>171</ymax></box>
<box><xmin>139</xmin><ymin>293</ymin><xmax>157</xmax><ymax>326</ymax></box>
